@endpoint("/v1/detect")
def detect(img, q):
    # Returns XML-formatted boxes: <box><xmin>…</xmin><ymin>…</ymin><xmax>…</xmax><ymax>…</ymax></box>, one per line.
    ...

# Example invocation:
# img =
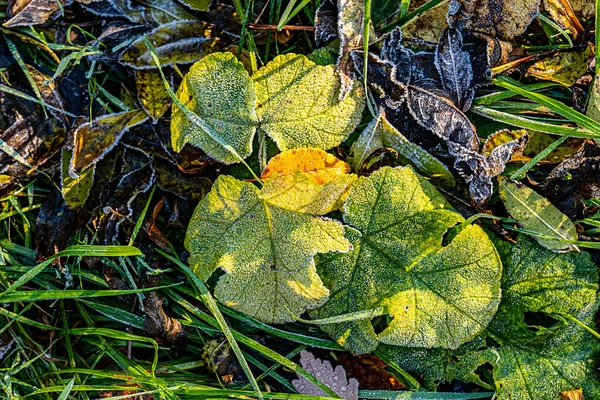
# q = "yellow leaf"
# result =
<box><xmin>261</xmin><ymin>149</ymin><xmax>356</xmax><ymax>215</ymax></box>
<box><xmin>544</xmin><ymin>0</ymin><xmax>584</xmax><ymax>39</ymax></box>
<box><xmin>525</xmin><ymin>45</ymin><xmax>592</xmax><ymax>86</ymax></box>
<box><xmin>261</xmin><ymin>148</ymin><xmax>351</xmax><ymax>185</ymax></box>
<box><xmin>560</xmin><ymin>388</ymin><xmax>584</xmax><ymax>400</ymax></box>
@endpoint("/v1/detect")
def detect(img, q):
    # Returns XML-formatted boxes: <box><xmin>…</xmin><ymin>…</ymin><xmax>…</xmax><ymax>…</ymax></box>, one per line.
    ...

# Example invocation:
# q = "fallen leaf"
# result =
<box><xmin>3</xmin><ymin>0</ymin><xmax>62</xmax><ymax>27</ymax></box>
<box><xmin>311</xmin><ymin>166</ymin><xmax>502</xmax><ymax>353</ymax></box>
<box><xmin>336</xmin><ymin>0</ymin><xmax>364</xmax><ymax>97</ymax></box>
<box><xmin>177</xmin><ymin>0</ymin><xmax>211</xmax><ymax>11</ymax></box>
<box><xmin>337</xmin><ymin>353</ymin><xmax>404</xmax><ymax>390</ymax></box>
<box><xmin>186</xmin><ymin>175</ymin><xmax>351</xmax><ymax>323</ymax></box>
<box><xmin>498</xmin><ymin>176</ymin><xmax>579</xmax><ymax>252</ymax></box>
<box><xmin>435</xmin><ymin>27</ymin><xmax>474</xmax><ymax>110</ymax></box>
<box><xmin>254</xmin><ymin>53</ymin><xmax>364</xmax><ymax>151</ymax></box>
<box><xmin>260</xmin><ymin>148</ymin><xmax>357</xmax><ymax>214</ymax></box>
<box><xmin>61</xmin><ymin>150</ymin><xmax>95</xmax><ymax>211</ymax></box>
<box><xmin>70</xmin><ymin>110</ymin><xmax>149</xmax><ymax>175</ymax></box>
<box><xmin>314</xmin><ymin>0</ymin><xmax>338</xmax><ymax>47</ymax></box>
<box><xmin>292</xmin><ymin>350</ymin><xmax>359</xmax><ymax>400</ymax></box>
<box><xmin>526</xmin><ymin>45</ymin><xmax>593</xmax><ymax>86</ymax></box>
<box><xmin>136</xmin><ymin>70</ymin><xmax>172</xmax><ymax>123</ymax></box>
<box><xmin>560</xmin><ymin>388</ymin><xmax>584</xmax><ymax>400</ymax></box>
<box><xmin>171</xmin><ymin>52</ymin><xmax>258</xmax><ymax>164</ymax></box>
<box><xmin>108</xmin><ymin>0</ymin><xmax>195</xmax><ymax>26</ymax></box>
<box><xmin>119</xmin><ymin>21</ymin><xmax>222</xmax><ymax>69</ymax></box>
<box><xmin>544</xmin><ymin>0</ymin><xmax>584</xmax><ymax>39</ymax></box>
<box><xmin>448</xmin><ymin>0</ymin><xmax>542</xmax><ymax>40</ymax></box>
<box><xmin>143</xmin><ymin>292</ymin><xmax>187</xmax><ymax>350</ymax></box>
<box><xmin>402</xmin><ymin>0</ymin><xmax>449</xmax><ymax>43</ymax></box>
<box><xmin>202</xmin><ymin>336</ymin><xmax>244</xmax><ymax>384</ymax></box>
<box><xmin>35</xmin><ymin>190</ymin><xmax>80</xmax><ymax>262</ymax></box>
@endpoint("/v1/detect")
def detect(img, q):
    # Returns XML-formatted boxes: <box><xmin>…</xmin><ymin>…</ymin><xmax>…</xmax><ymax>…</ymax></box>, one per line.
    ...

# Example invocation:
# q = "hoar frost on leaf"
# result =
<box><xmin>310</xmin><ymin>166</ymin><xmax>502</xmax><ymax>354</ymax></box>
<box><xmin>171</xmin><ymin>52</ymin><xmax>364</xmax><ymax>164</ymax></box>
<box><xmin>292</xmin><ymin>350</ymin><xmax>359</xmax><ymax>400</ymax></box>
<box><xmin>185</xmin><ymin>150</ymin><xmax>359</xmax><ymax>323</ymax></box>
<box><xmin>356</xmin><ymin>28</ymin><xmax>526</xmax><ymax>204</ymax></box>
<box><xmin>381</xmin><ymin>234</ymin><xmax>600</xmax><ymax>399</ymax></box>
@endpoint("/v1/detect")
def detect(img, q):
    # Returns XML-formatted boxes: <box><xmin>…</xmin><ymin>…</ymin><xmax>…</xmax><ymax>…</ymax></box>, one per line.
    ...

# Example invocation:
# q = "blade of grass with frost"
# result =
<box><xmin>5</xmin><ymin>37</ymin><xmax>48</xmax><ymax>117</ymax></box>
<box><xmin>537</xmin><ymin>13</ymin><xmax>573</xmax><ymax>46</ymax></box>
<box><xmin>510</xmin><ymin>130</ymin><xmax>574</xmax><ymax>180</ymax></box>
<box><xmin>473</xmin><ymin>81</ymin><xmax>558</xmax><ymax>106</ymax></box>
<box><xmin>68</xmin><ymin>328</ymin><xmax>159</xmax><ymax>375</ymax></box>
<box><xmin>494</xmin><ymin>76</ymin><xmax>600</xmax><ymax>136</ymax></box>
<box><xmin>56</xmin><ymin>378</ymin><xmax>75</xmax><ymax>400</ymax></box>
<box><xmin>0</xmin><ymin>84</ymin><xmax>77</xmax><ymax>117</ymax></box>
<box><xmin>156</xmin><ymin>249</ymin><xmax>265</xmax><ymax>400</ymax></box>
<box><xmin>292</xmin><ymin>306</ymin><xmax>387</xmax><ymax>324</ymax></box>
<box><xmin>0</xmin><ymin>284</ymin><xmax>180</xmax><ymax>303</ymax></box>
<box><xmin>166</xmin><ymin>288</ymin><xmax>341</xmax><ymax>398</ymax></box>
<box><xmin>143</xmin><ymin>37</ymin><xmax>262</xmax><ymax>183</ymax></box>
<box><xmin>503</xmin><ymin>226</ymin><xmax>600</xmax><ymax>249</ymax></box>
<box><xmin>3</xmin><ymin>245</ymin><xmax>141</xmax><ymax>294</ymax></box>
<box><xmin>472</xmin><ymin>105</ymin><xmax>599</xmax><ymax>138</ymax></box>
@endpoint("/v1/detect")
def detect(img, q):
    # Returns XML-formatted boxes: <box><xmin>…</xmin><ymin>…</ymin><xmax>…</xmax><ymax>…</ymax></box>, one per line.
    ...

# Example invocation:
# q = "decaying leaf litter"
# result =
<box><xmin>1</xmin><ymin>0</ymin><xmax>600</xmax><ymax>399</ymax></box>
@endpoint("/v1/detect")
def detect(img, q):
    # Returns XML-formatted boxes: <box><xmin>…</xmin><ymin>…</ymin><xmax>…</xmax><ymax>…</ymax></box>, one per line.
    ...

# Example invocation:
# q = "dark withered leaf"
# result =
<box><xmin>108</xmin><ymin>0</ymin><xmax>194</xmax><ymax>26</ymax></box>
<box><xmin>26</xmin><ymin>64</ymin><xmax>69</xmax><ymax>126</ymax></box>
<box><xmin>448</xmin><ymin>0</ymin><xmax>542</xmax><ymax>40</ymax></box>
<box><xmin>143</xmin><ymin>292</ymin><xmax>187</xmax><ymax>350</ymax></box>
<box><xmin>381</xmin><ymin>28</ymin><xmax>413</xmax><ymax>81</ymax></box>
<box><xmin>70</xmin><ymin>110</ymin><xmax>149</xmax><ymax>176</ymax></box>
<box><xmin>136</xmin><ymin>70</ymin><xmax>172</xmax><ymax>122</ymax></box>
<box><xmin>178</xmin><ymin>0</ymin><xmax>211</xmax><ymax>11</ymax></box>
<box><xmin>435</xmin><ymin>28</ymin><xmax>474</xmax><ymax>111</ymax></box>
<box><xmin>2</xmin><ymin>0</ymin><xmax>63</xmax><ymax>28</ymax></box>
<box><xmin>98</xmin><ymin>160</ymin><xmax>155</xmax><ymax>244</ymax></box>
<box><xmin>314</xmin><ymin>0</ymin><xmax>338</xmax><ymax>47</ymax></box>
<box><xmin>119</xmin><ymin>21</ymin><xmax>222</xmax><ymax>69</ymax></box>
<box><xmin>35</xmin><ymin>190</ymin><xmax>80</xmax><ymax>262</ymax></box>
<box><xmin>153</xmin><ymin>157</ymin><xmax>211</xmax><ymax>202</ymax></box>
<box><xmin>79</xmin><ymin>0</ymin><xmax>123</xmax><ymax>17</ymax></box>
<box><xmin>0</xmin><ymin>116</ymin><xmax>66</xmax><ymax>193</ymax></box>
<box><xmin>359</xmin><ymin>47</ymin><xmax>523</xmax><ymax>204</ymax></box>
<box><xmin>535</xmin><ymin>141</ymin><xmax>600</xmax><ymax>220</ymax></box>
<box><xmin>57</xmin><ymin>66</ymin><xmax>91</xmax><ymax>121</ymax></box>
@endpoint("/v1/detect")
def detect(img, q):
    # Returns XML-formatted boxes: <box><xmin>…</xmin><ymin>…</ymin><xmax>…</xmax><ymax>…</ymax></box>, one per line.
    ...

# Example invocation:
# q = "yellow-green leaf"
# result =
<box><xmin>171</xmin><ymin>52</ymin><xmax>258</xmax><ymax>163</ymax></box>
<box><xmin>311</xmin><ymin>167</ymin><xmax>502</xmax><ymax>353</ymax></box>
<box><xmin>260</xmin><ymin>149</ymin><xmax>357</xmax><ymax>215</ymax></box>
<box><xmin>136</xmin><ymin>70</ymin><xmax>171</xmax><ymax>122</ymax></box>
<box><xmin>525</xmin><ymin>45</ymin><xmax>592</xmax><ymax>86</ymax></box>
<box><xmin>61</xmin><ymin>150</ymin><xmax>94</xmax><ymax>211</ymax></box>
<box><xmin>185</xmin><ymin>175</ymin><xmax>351</xmax><ymax>324</ymax></box>
<box><xmin>498</xmin><ymin>176</ymin><xmax>578</xmax><ymax>252</ymax></box>
<box><xmin>253</xmin><ymin>53</ymin><xmax>364</xmax><ymax>151</ymax></box>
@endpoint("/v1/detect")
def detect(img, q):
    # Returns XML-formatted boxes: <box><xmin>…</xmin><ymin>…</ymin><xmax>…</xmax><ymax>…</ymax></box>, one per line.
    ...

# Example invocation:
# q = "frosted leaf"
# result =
<box><xmin>292</xmin><ymin>350</ymin><xmax>359</xmax><ymax>400</ymax></box>
<box><xmin>254</xmin><ymin>53</ymin><xmax>364</xmax><ymax>151</ymax></box>
<box><xmin>119</xmin><ymin>21</ymin><xmax>221</xmax><ymax>69</ymax></box>
<box><xmin>310</xmin><ymin>167</ymin><xmax>502</xmax><ymax>353</ymax></box>
<box><xmin>498</xmin><ymin>177</ymin><xmax>578</xmax><ymax>252</ymax></box>
<box><xmin>185</xmin><ymin>175</ymin><xmax>351</xmax><ymax>324</ymax></box>
<box><xmin>435</xmin><ymin>28</ymin><xmax>474</xmax><ymax>111</ymax></box>
<box><xmin>170</xmin><ymin>52</ymin><xmax>258</xmax><ymax>164</ymax></box>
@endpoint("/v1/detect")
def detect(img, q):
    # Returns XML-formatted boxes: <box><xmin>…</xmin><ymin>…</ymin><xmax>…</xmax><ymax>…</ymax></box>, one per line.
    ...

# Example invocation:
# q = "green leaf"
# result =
<box><xmin>349</xmin><ymin>114</ymin><xmax>455</xmax><ymax>187</ymax></box>
<box><xmin>253</xmin><ymin>53</ymin><xmax>365</xmax><ymax>151</ymax></box>
<box><xmin>498</xmin><ymin>176</ymin><xmax>578</xmax><ymax>252</ymax></box>
<box><xmin>488</xmin><ymin>235</ymin><xmax>600</xmax><ymax>399</ymax></box>
<box><xmin>379</xmin><ymin>235</ymin><xmax>600</xmax><ymax>398</ymax></box>
<box><xmin>61</xmin><ymin>150</ymin><xmax>94</xmax><ymax>211</ymax></box>
<box><xmin>310</xmin><ymin>166</ymin><xmax>502</xmax><ymax>353</ymax></box>
<box><xmin>185</xmin><ymin>175</ymin><xmax>351</xmax><ymax>324</ymax></box>
<box><xmin>171</xmin><ymin>52</ymin><xmax>258</xmax><ymax>163</ymax></box>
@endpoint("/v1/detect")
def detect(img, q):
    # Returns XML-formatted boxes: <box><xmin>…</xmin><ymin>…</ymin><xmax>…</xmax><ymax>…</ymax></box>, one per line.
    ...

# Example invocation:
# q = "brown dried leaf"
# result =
<box><xmin>337</xmin><ymin>353</ymin><xmax>404</xmax><ymax>390</ymax></box>
<box><xmin>526</xmin><ymin>45</ymin><xmax>593</xmax><ymax>86</ymax></box>
<box><xmin>143</xmin><ymin>292</ymin><xmax>187</xmax><ymax>350</ymax></box>
<box><xmin>449</xmin><ymin>0</ymin><xmax>542</xmax><ymax>40</ymax></box>
<box><xmin>560</xmin><ymin>388</ymin><xmax>584</xmax><ymax>400</ymax></box>
<box><xmin>402</xmin><ymin>0</ymin><xmax>449</xmax><ymax>43</ymax></box>
<box><xmin>70</xmin><ymin>110</ymin><xmax>149</xmax><ymax>175</ymax></box>
<box><xmin>3</xmin><ymin>0</ymin><xmax>62</xmax><ymax>28</ymax></box>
